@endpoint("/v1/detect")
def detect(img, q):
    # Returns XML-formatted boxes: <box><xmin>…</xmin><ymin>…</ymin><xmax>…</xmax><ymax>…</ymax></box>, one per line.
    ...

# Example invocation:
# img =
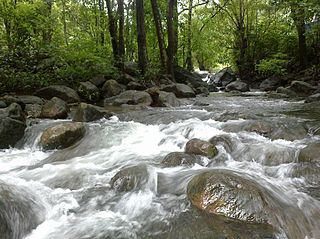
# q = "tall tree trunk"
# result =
<box><xmin>42</xmin><ymin>0</ymin><xmax>53</xmax><ymax>45</ymax></box>
<box><xmin>173</xmin><ymin>0</ymin><xmax>178</xmax><ymax>64</ymax></box>
<box><xmin>106</xmin><ymin>0</ymin><xmax>119</xmax><ymax>62</ymax></box>
<box><xmin>167</xmin><ymin>0</ymin><xmax>175</xmax><ymax>79</ymax></box>
<box><xmin>118</xmin><ymin>0</ymin><xmax>125</xmax><ymax>65</ymax></box>
<box><xmin>291</xmin><ymin>5</ymin><xmax>307</xmax><ymax>70</ymax></box>
<box><xmin>150</xmin><ymin>0</ymin><xmax>167</xmax><ymax>70</ymax></box>
<box><xmin>61</xmin><ymin>0</ymin><xmax>68</xmax><ymax>45</ymax></box>
<box><xmin>99</xmin><ymin>0</ymin><xmax>105</xmax><ymax>46</ymax></box>
<box><xmin>136</xmin><ymin>0</ymin><xmax>148</xmax><ymax>75</ymax></box>
<box><xmin>186</xmin><ymin>0</ymin><xmax>193</xmax><ymax>71</ymax></box>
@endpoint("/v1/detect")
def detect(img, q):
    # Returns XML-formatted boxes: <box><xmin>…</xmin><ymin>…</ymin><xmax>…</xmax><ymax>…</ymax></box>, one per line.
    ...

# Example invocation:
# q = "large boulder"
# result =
<box><xmin>298</xmin><ymin>142</ymin><xmax>320</xmax><ymax>163</ymax></box>
<box><xmin>16</xmin><ymin>95</ymin><xmax>44</xmax><ymax>105</ymax></box>
<box><xmin>77</xmin><ymin>81</ymin><xmax>100</xmax><ymax>103</ymax></box>
<box><xmin>102</xmin><ymin>79</ymin><xmax>124</xmax><ymax>98</ymax></box>
<box><xmin>185</xmin><ymin>138</ymin><xmax>218</xmax><ymax>158</ymax></box>
<box><xmin>147</xmin><ymin>87</ymin><xmax>180</xmax><ymax>107</ymax></box>
<box><xmin>288</xmin><ymin>81</ymin><xmax>317</xmax><ymax>96</ymax></box>
<box><xmin>0</xmin><ymin>103</ymin><xmax>26</xmax><ymax>148</ymax></box>
<box><xmin>40</xmin><ymin>97</ymin><xmax>69</xmax><ymax>119</ymax></box>
<box><xmin>161</xmin><ymin>83</ymin><xmax>196</xmax><ymax>98</ymax></box>
<box><xmin>209</xmin><ymin>134</ymin><xmax>236</xmax><ymax>153</ymax></box>
<box><xmin>174</xmin><ymin>66</ymin><xmax>208</xmax><ymax>89</ymax></box>
<box><xmin>0</xmin><ymin>101</ymin><xmax>6</xmax><ymax>108</ymax></box>
<box><xmin>126</xmin><ymin>81</ymin><xmax>146</xmax><ymax>91</ymax></box>
<box><xmin>35</xmin><ymin>85</ymin><xmax>80</xmax><ymax>103</ymax></box>
<box><xmin>123</xmin><ymin>61</ymin><xmax>139</xmax><ymax>76</ymax></box>
<box><xmin>161</xmin><ymin>152</ymin><xmax>199</xmax><ymax>167</ymax></box>
<box><xmin>275</xmin><ymin>87</ymin><xmax>296</xmax><ymax>97</ymax></box>
<box><xmin>73</xmin><ymin>103</ymin><xmax>112</xmax><ymax>122</ymax></box>
<box><xmin>187</xmin><ymin>170</ymin><xmax>274</xmax><ymax>224</ymax></box>
<box><xmin>225</xmin><ymin>81</ymin><xmax>249</xmax><ymax>92</ymax></box>
<box><xmin>40</xmin><ymin>122</ymin><xmax>86</xmax><ymax>150</ymax></box>
<box><xmin>117</xmin><ymin>73</ymin><xmax>136</xmax><ymax>85</ymax></box>
<box><xmin>259</xmin><ymin>77</ymin><xmax>281</xmax><ymax>91</ymax></box>
<box><xmin>110</xmin><ymin>164</ymin><xmax>149</xmax><ymax>192</ymax></box>
<box><xmin>305</xmin><ymin>93</ymin><xmax>320</xmax><ymax>103</ymax></box>
<box><xmin>104</xmin><ymin>90</ymin><xmax>152</xmax><ymax>107</ymax></box>
<box><xmin>210</xmin><ymin>68</ymin><xmax>236</xmax><ymax>87</ymax></box>
<box><xmin>25</xmin><ymin>104</ymin><xmax>42</xmax><ymax>118</ymax></box>
<box><xmin>0</xmin><ymin>180</ymin><xmax>45</xmax><ymax>239</ymax></box>
<box><xmin>89</xmin><ymin>75</ymin><xmax>106</xmax><ymax>87</ymax></box>
<box><xmin>0</xmin><ymin>95</ymin><xmax>25</xmax><ymax>109</ymax></box>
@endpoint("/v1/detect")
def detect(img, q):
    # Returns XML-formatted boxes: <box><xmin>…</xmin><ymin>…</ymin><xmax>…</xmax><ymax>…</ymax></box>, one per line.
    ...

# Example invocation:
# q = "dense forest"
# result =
<box><xmin>0</xmin><ymin>0</ymin><xmax>319</xmax><ymax>92</ymax></box>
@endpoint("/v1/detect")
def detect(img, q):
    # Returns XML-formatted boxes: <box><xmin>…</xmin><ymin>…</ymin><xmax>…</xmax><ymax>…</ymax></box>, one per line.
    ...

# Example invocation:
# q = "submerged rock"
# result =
<box><xmin>187</xmin><ymin>170</ymin><xmax>274</xmax><ymax>224</ymax></box>
<box><xmin>185</xmin><ymin>138</ymin><xmax>218</xmax><ymax>158</ymax></box>
<box><xmin>110</xmin><ymin>164</ymin><xmax>149</xmax><ymax>192</ymax></box>
<box><xmin>161</xmin><ymin>152</ymin><xmax>199</xmax><ymax>167</ymax></box>
<box><xmin>40</xmin><ymin>97</ymin><xmax>69</xmax><ymax>119</ymax></box>
<box><xmin>35</xmin><ymin>85</ymin><xmax>80</xmax><ymax>103</ymax></box>
<box><xmin>40</xmin><ymin>122</ymin><xmax>86</xmax><ymax>150</ymax></box>
<box><xmin>298</xmin><ymin>142</ymin><xmax>320</xmax><ymax>163</ymax></box>
<box><xmin>305</xmin><ymin>93</ymin><xmax>320</xmax><ymax>103</ymax></box>
<box><xmin>0</xmin><ymin>180</ymin><xmax>45</xmax><ymax>239</ymax></box>
<box><xmin>73</xmin><ymin>103</ymin><xmax>112</xmax><ymax>122</ymax></box>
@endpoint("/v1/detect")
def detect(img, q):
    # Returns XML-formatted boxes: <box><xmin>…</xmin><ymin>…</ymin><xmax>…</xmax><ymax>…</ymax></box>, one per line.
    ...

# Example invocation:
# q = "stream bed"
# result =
<box><xmin>1</xmin><ymin>92</ymin><xmax>320</xmax><ymax>239</ymax></box>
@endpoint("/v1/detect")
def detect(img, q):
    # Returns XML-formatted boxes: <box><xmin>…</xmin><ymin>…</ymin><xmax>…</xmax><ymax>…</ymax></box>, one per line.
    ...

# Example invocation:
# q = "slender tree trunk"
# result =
<box><xmin>186</xmin><ymin>0</ymin><xmax>193</xmax><ymax>71</ymax></box>
<box><xmin>291</xmin><ymin>5</ymin><xmax>307</xmax><ymax>69</ymax></box>
<box><xmin>61</xmin><ymin>0</ymin><xmax>68</xmax><ymax>45</ymax></box>
<box><xmin>99</xmin><ymin>0</ymin><xmax>105</xmax><ymax>46</ymax></box>
<box><xmin>42</xmin><ymin>0</ymin><xmax>53</xmax><ymax>45</ymax></box>
<box><xmin>167</xmin><ymin>0</ymin><xmax>175</xmax><ymax>79</ymax></box>
<box><xmin>118</xmin><ymin>0</ymin><xmax>125</xmax><ymax>65</ymax></box>
<box><xmin>106</xmin><ymin>0</ymin><xmax>119</xmax><ymax>62</ymax></box>
<box><xmin>150</xmin><ymin>0</ymin><xmax>167</xmax><ymax>70</ymax></box>
<box><xmin>173</xmin><ymin>0</ymin><xmax>178</xmax><ymax>64</ymax></box>
<box><xmin>136</xmin><ymin>0</ymin><xmax>148</xmax><ymax>75</ymax></box>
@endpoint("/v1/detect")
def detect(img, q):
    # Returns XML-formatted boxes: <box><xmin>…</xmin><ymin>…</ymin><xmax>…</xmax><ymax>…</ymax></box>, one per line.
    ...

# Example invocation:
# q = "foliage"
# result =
<box><xmin>256</xmin><ymin>53</ymin><xmax>288</xmax><ymax>76</ymax></box>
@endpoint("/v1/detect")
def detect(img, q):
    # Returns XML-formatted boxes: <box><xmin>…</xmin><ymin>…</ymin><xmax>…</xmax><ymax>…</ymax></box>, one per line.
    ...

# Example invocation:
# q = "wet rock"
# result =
<box><xmin>2</xmin><ymin>103</ymin><xmax>26</xmax><ymax>122</ymax></box>
<box><xmin>161</xmin><ymin>83</ymin><xmax>196</xmax><ymax>98</ymax></box>
<box><xmin>0</xmin><ymin>180</ymin><xmax>45</xmax><ymax>239</ymax></box>
<box><xmin>0</xmin><ymin>101</ymin><xmax>6</xmax><ymax>108</ymax></box>
<box><xmin>305</xmin><ymin>93</ymin><xmax>320</xmax><ymax>103</ymax></box>
<box><xmin>147</xmin><ymin>87</ymin><xmax>180</xmax><ymax>107</ymax></box>
<box><xmin>196</xmin><ymin>86</ymin><xmax>210</xmax><ymax>96</ymax></box>
<box><xmin>0</xmin><ymin>95</ymin><xmax>25</xmax><ymax>110</ymax></box>
<box><xmin>225</xmin><ymin>81</ymin><xmax>249</xmax><ymax>92</ymax></box>
<box><xmin>110</xmin><ymin>164</ymin><xmax>149</xmax><ymax>192</ymax></box>
<box><xmin>0</xmin><ymin>116</ymin><xmax>26</xmax><ymax>148</ymax></box>
<box><xmin>16</xmin><ymin>95</ymin><xmax>44</xmax><ymax>105</ymax></box>
<box><xmin>78</xmin><ymin>81</ymin><xmax>100</xmax><ymax>103</ymax></box>
<box><xmin>210</xmin><ymin>67</ymin><xmax>236</xmax><ymax>87</ymax></box>
<box><xmin>25</xmin><ymin>104</ymin><xmax>42</xmax><ymax>118</ymax></box>
<box><xmin>185</xmin><ymin>138</ymin><xmax>218</xmax><ymax>158</ymax></box>
<box><xmin>117</xmin><ymin>73</ymin><xmax>136</xmax><ymax>85</ymax></box>
<box><xmin>288</xmin><ymin>81</ymin><xmax>317</xmax><ymax>96</ymax></box>
<box><xmin>104</xmin><ymin>90</ymin><xmax>152</xmax><ymax>107</ymax></box>
<box><xmin>208</xmin><ymin>83</ymin><xmax>219</xmax><ymax>92</ymax></box>
<box><xmin>270</xmin><ymin>122</ymin><xmax>308</xmax><ymax>141</ymax></box>
<box><xmin>102</xmin><ymin>79</ymin><xmax>124</xmax><ymax>98</ymax></box>
<box><xmin>127</xmin><ymin>81</ymin><xmax>146</xmax><ymax>91</ymax></box>
<box><xmin>174</xmin><ymin>66</ymin><xmax>208</xmax><ymax>89</ymax></box>
<box><xmin>289</xmin><ymin>163</ymin><xmax>320</xmax><ymax>185</ymax></box>
<box><xmin>40</xmin><ymin>122</ymin><xmax>86</xmax><ymax>150</ymax></box>
<box><xmin>209</xmin><ymin>134</ymin><xmax>236</xmax><ymax>153</ymax></box>
<box><xmin>73</xmin><ymin>103</ymin><xmax>112</xmax><ymax>122</ymax></box>
<box><xmin>222</xmin><ymin>120</ymin><xmax>273</xmax><ymax>136</ymax></box>
<box><xmin>259</xmin><ymin>77</ymin><xmax>281</xmax><ymax>91</ymax></box>
<box><xmin>89</xmin><ymin>75</ymin><xmax>106</xmax><ymax>87</ymax></box>
<box><xmin>35</xmin><ymin>85</ymin><xmax>80</xmax><ymax>103</ymax></box>
<box><xmin>298</xmin><ymin>142</ymin><xmax>320</xmax><ymax>163</ymax></box>
<box><xmin>187</xmin><ymin>170</ymin><xmax>274</xmax><ymax>224</ymax></box>
<box><xmin>275</xmin><ymin>87</ymin><xmax>296</xmax><ymax>97</ymax></box>
<box><xmin>161</xmin><ymin>152</ymin><xmax>198</xmax><ymax>167</ymax></box>
<box><xmin>124</xmin><ymin>61</ymin><xmax>139</xmax><ymax>76</ymax></box>
<box><xmin>40</xmin><ymin>97</ymin><xmax>69</xmax><ymax>119</ymax></box>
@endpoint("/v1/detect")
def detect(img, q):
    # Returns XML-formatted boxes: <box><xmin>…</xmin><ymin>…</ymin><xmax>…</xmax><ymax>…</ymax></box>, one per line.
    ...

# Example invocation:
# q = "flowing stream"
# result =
<box><xmin>1</xmin><ymin>92</ymin><xmax>320</xmax><ymax>239</ymax></box>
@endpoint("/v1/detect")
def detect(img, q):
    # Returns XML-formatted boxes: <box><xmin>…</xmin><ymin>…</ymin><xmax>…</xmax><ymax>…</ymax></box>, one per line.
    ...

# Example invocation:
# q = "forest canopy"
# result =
<box><xmin>0</xmin><ymin>0</ymin><xmax>319</xmax><ymax>92</ymax></box>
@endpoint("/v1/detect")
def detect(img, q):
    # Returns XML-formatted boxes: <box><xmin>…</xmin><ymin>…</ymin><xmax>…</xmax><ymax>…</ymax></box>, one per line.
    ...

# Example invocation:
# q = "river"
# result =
<box><xmin>0</xmin><ymin>92</ymin><xmax>320</xmax><ymax>239</ymax></box>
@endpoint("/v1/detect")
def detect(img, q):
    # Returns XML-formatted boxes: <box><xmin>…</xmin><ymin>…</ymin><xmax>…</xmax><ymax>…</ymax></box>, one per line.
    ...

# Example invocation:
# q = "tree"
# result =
<box><xmin>136</xmin><ymin>0</ymin><xmax>148</xmax><ymax>75</ymax></box>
